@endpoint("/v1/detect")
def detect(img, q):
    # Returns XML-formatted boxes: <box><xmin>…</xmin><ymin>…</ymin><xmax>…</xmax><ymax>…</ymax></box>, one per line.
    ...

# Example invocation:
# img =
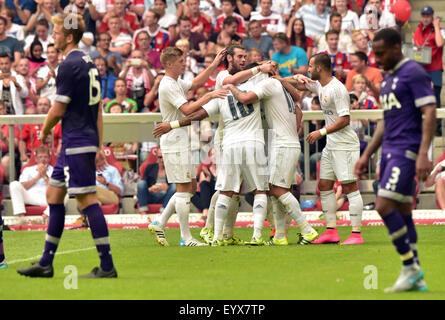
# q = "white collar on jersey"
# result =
<box><xmin>389</xmin><ymin>57</ymin><xmax>410</xmax><ymax>74</ymax></box>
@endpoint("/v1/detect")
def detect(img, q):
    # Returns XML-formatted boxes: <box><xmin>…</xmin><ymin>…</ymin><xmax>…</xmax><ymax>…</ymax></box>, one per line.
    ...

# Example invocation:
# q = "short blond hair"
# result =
<box><xmin>175</xmin><ymin>38</ymin><xmax>190</xmax><ymax>48</ymax></box>
<box><xmin>52</xmin><ymin>13</ymin><xmax>85</xmax><ymax>45</ymax></box>
<box><xmin>160</xmin><ymin>46</ymin><xmax>183</xmax><ymax>68</ymax></box>
<box><xmin>352</xmin><ymin>74</ymin><xmax>366</xmax><ymax>84</ymax></box>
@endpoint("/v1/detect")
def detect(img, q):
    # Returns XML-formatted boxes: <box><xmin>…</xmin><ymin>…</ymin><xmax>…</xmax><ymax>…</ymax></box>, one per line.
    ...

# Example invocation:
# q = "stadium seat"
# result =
<box><xmin>24</xmin><ymin>206</ymin><xmax>47</xmax><ymax>216</ymax></box>
<box><xmin>103</xmin><ymin>146</ymin><xmax>123</xmax><ymax>176</ymax></box>
<box><xmin>101</xmin><ymin>203</ymin><xmax>120</xmax><ymax>214</ymax></box>
<box><xmin>138</xmin><ymin>146</ymin><xmax>159</xmax><ymax>177</ymax></box>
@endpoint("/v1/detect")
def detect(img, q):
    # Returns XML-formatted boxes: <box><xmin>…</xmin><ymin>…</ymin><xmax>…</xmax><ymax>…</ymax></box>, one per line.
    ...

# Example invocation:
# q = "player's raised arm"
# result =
<box><xmin>190</xmin><ymin>48</ymin><xmax>227</xmax><ymax>91</ymax></box>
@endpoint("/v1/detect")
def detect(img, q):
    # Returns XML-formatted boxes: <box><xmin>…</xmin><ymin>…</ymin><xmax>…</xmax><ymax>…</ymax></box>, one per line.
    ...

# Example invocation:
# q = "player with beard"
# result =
<box><xmin>283</xmin><ymin>52</ymin><xmax>365</xmax><ymax>245</ymax></box>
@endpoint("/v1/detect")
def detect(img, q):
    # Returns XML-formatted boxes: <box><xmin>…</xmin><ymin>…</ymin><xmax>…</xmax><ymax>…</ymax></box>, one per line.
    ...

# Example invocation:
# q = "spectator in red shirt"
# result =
<box><xmin>322</xmin><ymin>30</ymin><xmax>351</xmax><ymax>83</ymax></box>
<box><xmin>106</xmin><ymin>0</ymin><xmax>145</xmax><ymax>18</ymax></box>
<box><xmin>169</xmin><ymin>16</ymin><xmax>207</xmax><ymax>63</ymax></box>
<box><xmin>200</xmin><ymin>53</ymin><xmax>219</xmax><ymax>90</ymax></box>
<box><xmin>413</xmin><ymin>6</ymin><xmax>445</xmax><ymax>135</ymax></box>
<box><xmin>19</xmin><ymin>96</ymin><xmax>51</xmax><ymax>163</ymax></box>
<box><xmin>187</xmin><ymin>0</ymin><xmax>212</xmax><ymax>40</ymax></box>
<box><xmin>133</xmin><ymin>9</ymin><xmax>170</xmax><ymax>52</ymax></box>
<box><xmin>214</xmin><ymin>0</ymin><xmax>246</xmax><ymax>36</ymax></box>
<box><xmin>352</xmin><ymin>31</ymin><xmax>378</xmax><ymax>68</ymax></box>
<box><xmin>0</xmin><ymin>100</ymin><xmax>20</xmax><ymax>182</ymax></box>
<box><xmin>98</xmin><ymin>0</ymin><xmax>140</xmax><ymax>35</ymax></box>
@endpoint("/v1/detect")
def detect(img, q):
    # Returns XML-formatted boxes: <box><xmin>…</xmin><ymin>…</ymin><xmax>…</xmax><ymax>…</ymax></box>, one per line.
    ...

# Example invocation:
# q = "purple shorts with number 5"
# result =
<box><xmin>49</xmin><ymin>146</ymin><xmax>97</xmax><ymax>195</ymax></box>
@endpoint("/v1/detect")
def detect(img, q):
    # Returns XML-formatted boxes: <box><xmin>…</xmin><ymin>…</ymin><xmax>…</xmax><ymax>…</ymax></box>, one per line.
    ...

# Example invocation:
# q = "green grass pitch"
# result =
<box><xmin>1</xmin><ymin>225</ymin><xmax>445</xmax><ymax>300</ymax></box>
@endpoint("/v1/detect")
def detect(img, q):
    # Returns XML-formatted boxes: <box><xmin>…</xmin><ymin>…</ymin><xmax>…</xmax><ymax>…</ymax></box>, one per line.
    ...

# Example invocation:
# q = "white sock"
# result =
<box><xmin>320</xmin><ymin>190</ymin><xmax>337</xmax><ymax>228</ymax></box>
<box><xmin>214</xmin><ymin>194</ymin><xmax>231</xmax><ymax>241</ymax></box>
<box><xmin>175</xmin><ymin>192</ymin><xmax>193</xmax><ymax>242</ymax></box>
<box><xmin>157</xmin><ymin>194</ymin><xmax>176</xmax><ymax>229</ymax></box>
<box><xmin>271</xmin><ymin>196</ymin><xmax>286</xmax><ymax>240</ymax></box>
<box><xmin>278</xmin><ymin>192</ymin><xmax>312</xmax><ymax>234</ymax></box>
<box><xmin>253</xmin><ymin>193</ymin><xmax>268</xmax><ymax>239</ymax></box>
<box><xmin>347</xmin><ymin>190</ymin><xmax>363</xmax><ymax>232</ymax></box>
<box><xmin>205</xmin><ymin>190</ymin><xmax>219</xmax><ymax>229</ymax></box>
<box><xmin>223</xmin><ymin>194</ymin><xmax>239</xmax><ymax>239</ymax></box>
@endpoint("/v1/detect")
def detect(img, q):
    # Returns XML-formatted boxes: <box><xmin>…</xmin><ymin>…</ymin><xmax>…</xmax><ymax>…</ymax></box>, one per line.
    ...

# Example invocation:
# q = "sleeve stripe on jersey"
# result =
<box><xmin>415</xmin><ymin>95</ymin><xmax>436</xmax><ymax>108</ymax></box>
<box><xmin>55</xmin><ymin>94</ymin><xmax>72</xmax><ymax>104</ymax></box>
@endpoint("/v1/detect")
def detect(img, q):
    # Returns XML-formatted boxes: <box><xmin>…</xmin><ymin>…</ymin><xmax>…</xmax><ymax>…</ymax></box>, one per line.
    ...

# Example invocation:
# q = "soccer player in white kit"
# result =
<box><xmin>148</xmin><ymin>47</ymin><xmax>229</xmax><ymax>247</ymax></box>
<box><xmin>199</xmin><ymin>45</ymin><xmax>276</xmax><ymax>245</ymax></box>
<box><xmin>288</xmin><ymin>53</ymin><xmax>364</xmax><ymax>245</ymax></box>
<box><xmin>225</xmin><ymin>63</ymin><xmax>320</xmax><ymax>245</ymax></box>
<box><xmin>153</xmin><ymin>72</ymin><xmax>272</xmax><ymax>246</ymax></box>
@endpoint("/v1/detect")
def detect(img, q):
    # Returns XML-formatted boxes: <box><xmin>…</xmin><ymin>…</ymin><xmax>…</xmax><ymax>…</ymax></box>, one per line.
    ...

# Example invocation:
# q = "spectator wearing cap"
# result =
<box><xmin>0</xmin><ymin>15</ymin><xmax>22</xmax><ymax>66</ymax></box>
<box><xmin>295</xmin><ymin>0</ymin><xmax>330</xmax><ymax>45</ymax></box>
<box><xmin>242</xmin><ymin>20</ymin><xmax>274</xmax><ymax>60</ymax></box>
<box><xmin>272</xmin><ymin>32</ymin><xmax>308</xmax><ymax>77</ymax></box>
<box><xmin>413</xmin><ymin>5</ymin><xmax>445</xmax><ymax>135</ymax></box>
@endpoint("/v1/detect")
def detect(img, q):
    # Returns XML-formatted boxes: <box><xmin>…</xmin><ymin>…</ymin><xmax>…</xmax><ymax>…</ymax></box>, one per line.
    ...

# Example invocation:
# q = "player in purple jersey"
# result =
<box><xmin>355</xmin><ymin>28</ymin><xmax>436</xmax><ymax>293</ymax></box>
<box><xmin>17</xmin><ymin>13</ymin><xmax>117</xmax><ymax>278</ymax></box>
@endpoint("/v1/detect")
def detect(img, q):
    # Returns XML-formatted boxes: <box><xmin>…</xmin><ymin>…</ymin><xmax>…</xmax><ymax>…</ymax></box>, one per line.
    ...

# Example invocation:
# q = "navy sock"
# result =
<box><xmin>401</xmin><ymin>214</ymin><xmax>419</xmax><ymax>265</ymax></box>
<box><xmin>39</xmin><ymin>204</ymin><xmax>66</xmax><ymax>267</ymax></box>
<box><xmin>0</xmin><ymin>214</ymin><xmax>5</xmax><ymax>262</ymax></box>
<box><xmin>83</xmin><ymin>203</ymin><xmax>114</xmax><ymax>272</ymax></box>
<box><xmin>382</xmin><ymin>209</ymin><xmax>415</xmax><ymax>266</ymax></box>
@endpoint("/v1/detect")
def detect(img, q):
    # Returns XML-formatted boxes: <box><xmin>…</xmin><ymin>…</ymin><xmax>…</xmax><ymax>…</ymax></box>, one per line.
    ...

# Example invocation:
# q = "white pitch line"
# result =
<box><xmin>7</xmin><ymin>247</ymin><xmax>96</xmax><ymax>265</ymax></box>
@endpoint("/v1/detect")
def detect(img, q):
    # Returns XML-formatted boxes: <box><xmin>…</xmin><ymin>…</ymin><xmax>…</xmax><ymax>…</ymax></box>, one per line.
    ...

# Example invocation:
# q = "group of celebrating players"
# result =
<box><xmin>0</xmin><ymin>13</ymin><xmax>437</xmax><ymax>293</ymax></box>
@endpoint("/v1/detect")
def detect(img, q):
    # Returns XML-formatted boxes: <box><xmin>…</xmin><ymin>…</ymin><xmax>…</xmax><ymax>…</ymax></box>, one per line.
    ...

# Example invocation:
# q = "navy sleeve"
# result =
<box><xmin>55</xmin><ymin>61</ymin><xmax>74</xmax><ymax>104</ymax></box>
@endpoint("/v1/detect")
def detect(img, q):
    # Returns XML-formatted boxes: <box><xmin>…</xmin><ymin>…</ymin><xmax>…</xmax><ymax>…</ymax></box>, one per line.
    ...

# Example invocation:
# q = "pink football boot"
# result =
<box><xmin>340</xmin><ymin>232</ymin><xmax>364</xmax><ymax>245</ymax></box>
<box><xmin>311</xmin><ymin>228</ymin><xmax>340</xmax><ymax>244</ymax></box>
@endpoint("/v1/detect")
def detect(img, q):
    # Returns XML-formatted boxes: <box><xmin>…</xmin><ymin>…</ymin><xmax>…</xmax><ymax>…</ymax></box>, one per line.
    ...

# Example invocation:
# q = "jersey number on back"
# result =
<box><xmin>88</xmin><ymin>68</ymin><xmax>101</xmax><ymax>106</ymax></box>
<box><xmin>228</xmin><ymin>96</ymin><xmax>254</xmax><ymax>120</ymax></box>
<box><xmin>282</xmin><ymin>87</ymin><xmax>296</xmax><ymax>114</ymax></box>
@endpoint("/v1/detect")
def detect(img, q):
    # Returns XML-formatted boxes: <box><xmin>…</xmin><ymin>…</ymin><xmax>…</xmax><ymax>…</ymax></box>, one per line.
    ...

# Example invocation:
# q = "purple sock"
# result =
<box><xmin>0</xmin><ymin>214</ymin><xmax>4</xmax><ymax>262</ymax></box>
<box><xmin>401</xmin><ymin>214</ymin><xmax>419</xmax><ymax>265</ymax></box>
<box><xmin>39</xmin><ymin>204</ymin><xmax>66</xmax><ymax>267</ymax></box>
<box><xmin>83</xmin><ymin>203</ymin><xmax>114</xmax><ymax>272</ymax></box>
<box><xmin>382</xmin><ymin>209</ymin><xmax>414</xmax><ymax>266</ymax></box>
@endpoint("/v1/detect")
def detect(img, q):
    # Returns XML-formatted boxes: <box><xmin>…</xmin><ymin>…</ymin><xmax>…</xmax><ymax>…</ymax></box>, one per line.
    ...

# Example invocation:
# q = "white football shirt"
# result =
<box><xmin>204</xmin><ymin>80</ymin><xmax>264</xmax><ymax>148</ymax></box>
<box><xmin>306</xmin><ymin>77</ymin><xmax>360</xmax><ymax>151</ymax></box>
<box><xmin>251</xmin><ymin>76</ymin><xmax>300</xmax><ymax>148</ymax></box>
<box><xmin>158</xmin><ymin>75</ymin><xmax>193</xmax><ymax>153</ymax></box>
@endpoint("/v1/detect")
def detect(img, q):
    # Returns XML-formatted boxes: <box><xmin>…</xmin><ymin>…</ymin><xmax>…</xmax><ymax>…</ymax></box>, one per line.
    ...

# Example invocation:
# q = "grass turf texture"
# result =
<box><xmin>1</xmin><ymin>225</ymin><xmax>445</xmax><ymax>300</ymax></box>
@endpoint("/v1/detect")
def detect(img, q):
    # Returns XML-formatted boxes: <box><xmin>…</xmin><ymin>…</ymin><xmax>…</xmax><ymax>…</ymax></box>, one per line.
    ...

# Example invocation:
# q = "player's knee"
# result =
<box><xmin>318</xmin><ymin>179</ymin><xmax>334</xmax><ymax>191</ymax></box>
<box><xmin>76</xmin><ymin>193</ymin><xmax>98</xmax><ymax>210</ymax></box>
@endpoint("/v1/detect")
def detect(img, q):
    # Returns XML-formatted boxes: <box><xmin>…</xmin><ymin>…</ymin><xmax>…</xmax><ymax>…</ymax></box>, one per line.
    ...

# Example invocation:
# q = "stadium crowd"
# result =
<box><xmin>0</xmin><ymin>0</ymin><xmax>444</xmax><ymax>221</ymax></box>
